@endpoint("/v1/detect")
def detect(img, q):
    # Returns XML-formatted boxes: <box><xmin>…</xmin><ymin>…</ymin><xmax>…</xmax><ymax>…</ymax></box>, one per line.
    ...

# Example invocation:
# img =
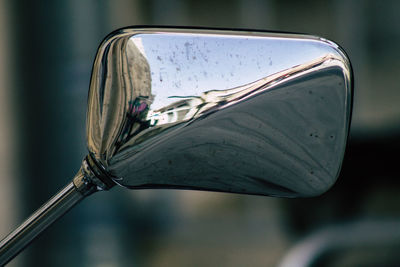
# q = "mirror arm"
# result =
<box><xmin>0</xmin><ymin>157</ymin><xmax>109</xmax><ymax>265</ymax></box>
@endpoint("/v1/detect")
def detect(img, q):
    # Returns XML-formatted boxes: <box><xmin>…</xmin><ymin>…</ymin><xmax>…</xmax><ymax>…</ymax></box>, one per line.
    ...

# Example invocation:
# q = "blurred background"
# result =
<box><xmin>1</xmin><ymin>0</ymin><xmax>400</xmax><ymax>266</ymax></box>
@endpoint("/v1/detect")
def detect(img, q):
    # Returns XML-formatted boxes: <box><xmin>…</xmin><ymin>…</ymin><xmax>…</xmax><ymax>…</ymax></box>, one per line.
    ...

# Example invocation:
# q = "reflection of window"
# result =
<box><xmin>146</xmin><ymin>97</ymin><xmax>203</xmax><ymax>126</ymax></box>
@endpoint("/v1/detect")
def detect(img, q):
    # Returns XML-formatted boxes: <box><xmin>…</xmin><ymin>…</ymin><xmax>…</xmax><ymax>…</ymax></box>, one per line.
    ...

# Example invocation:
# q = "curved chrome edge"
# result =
<box><xmin>73</xmin><ymin>157</ymin><xmax>116</xmax><ymax>194</ymax></box>
<box><xmin>320</xmin><ymin>42</ymin><xmax>353</xmax><ymax>188</ymax></box>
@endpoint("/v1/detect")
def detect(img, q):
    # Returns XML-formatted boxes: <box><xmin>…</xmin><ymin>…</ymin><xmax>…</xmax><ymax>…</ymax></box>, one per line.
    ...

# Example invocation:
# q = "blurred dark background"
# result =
<box><xmin>0</xmin><ymin>0</ymin><xmax>400</xmax><ymax>266</ymax></box>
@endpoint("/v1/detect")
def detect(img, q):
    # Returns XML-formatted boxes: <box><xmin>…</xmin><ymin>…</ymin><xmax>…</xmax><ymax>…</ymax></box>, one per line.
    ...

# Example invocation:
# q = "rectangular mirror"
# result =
<box><xmin>87</xmin><ymin>27</ymin><xmax>353</xmax><ymax>197</ymax></box>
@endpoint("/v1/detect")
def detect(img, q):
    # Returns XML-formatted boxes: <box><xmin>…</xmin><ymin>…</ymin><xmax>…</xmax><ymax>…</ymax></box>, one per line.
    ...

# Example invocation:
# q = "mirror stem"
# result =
<box><xmin>0</xmin><ymin>158</ymin><xmax>104</xmax><ymax>265</ymax></box>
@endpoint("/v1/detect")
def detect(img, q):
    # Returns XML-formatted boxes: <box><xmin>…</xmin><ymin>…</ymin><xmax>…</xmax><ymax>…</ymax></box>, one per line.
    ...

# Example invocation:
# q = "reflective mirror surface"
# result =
<box><xmin>87</xmin><ymin>27</ymin><xmax>352</xmax><ymax>197</ymax></box>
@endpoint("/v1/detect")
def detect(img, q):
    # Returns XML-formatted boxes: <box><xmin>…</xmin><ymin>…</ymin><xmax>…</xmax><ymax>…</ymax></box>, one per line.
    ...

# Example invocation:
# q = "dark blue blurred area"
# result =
<box><xmin>1</xmin><ymin>0</ymin><xmax>400</xmax><ymax>266</ymax></box>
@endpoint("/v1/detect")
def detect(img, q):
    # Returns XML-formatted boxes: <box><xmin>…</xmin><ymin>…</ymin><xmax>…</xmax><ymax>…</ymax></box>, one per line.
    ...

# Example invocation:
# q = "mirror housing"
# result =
<box><xmin>86</xmin><ymin>27</ymin><xmax>352</xmax><ymax>197</ymax></box>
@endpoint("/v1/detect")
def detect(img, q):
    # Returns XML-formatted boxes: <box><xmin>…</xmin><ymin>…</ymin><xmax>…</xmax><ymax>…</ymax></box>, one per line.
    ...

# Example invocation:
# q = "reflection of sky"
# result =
<box><xmin>130</xmin><ymin>33</ymin><xmax>336</xmax><ymax>110</ymax></box>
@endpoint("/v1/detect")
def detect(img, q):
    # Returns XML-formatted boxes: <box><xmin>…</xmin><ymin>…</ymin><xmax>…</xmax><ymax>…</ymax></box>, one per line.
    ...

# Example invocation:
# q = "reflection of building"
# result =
<box><xmin>125</xmin><ymin>39</ymin><xmax>152</xmax><ymax>100</ymax></box>
<box><xmin>115</xmin><ymin>39</ymin><xmax>153</xmax><ymax>151</ymax></box>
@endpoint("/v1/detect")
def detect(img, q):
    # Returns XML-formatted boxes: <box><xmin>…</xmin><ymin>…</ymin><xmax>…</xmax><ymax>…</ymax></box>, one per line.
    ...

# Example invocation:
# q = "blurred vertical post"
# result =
<box><xmin>0</xmin><ymin>0</ymin><xmax>19</xmax><ymax>265</ymax></box>
<box><xmin>9</xmin><ymin>1</ymin><xmax>109</xmax><ymax>266</ymax></box>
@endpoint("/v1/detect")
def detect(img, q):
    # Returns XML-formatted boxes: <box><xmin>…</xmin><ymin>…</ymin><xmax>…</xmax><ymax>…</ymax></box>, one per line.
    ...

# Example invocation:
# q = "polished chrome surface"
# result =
<box><xmin>87</xmin><ymin>27</ymin><xmax>352</xmax><ymax>197</ymax></box>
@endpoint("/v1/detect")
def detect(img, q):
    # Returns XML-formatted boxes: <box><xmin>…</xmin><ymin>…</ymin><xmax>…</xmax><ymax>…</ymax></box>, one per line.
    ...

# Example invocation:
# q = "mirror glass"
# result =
<box><xmin>86</xmin><ymin>28</ymin><xmax>352</xmax><ymax>197</ymax></box>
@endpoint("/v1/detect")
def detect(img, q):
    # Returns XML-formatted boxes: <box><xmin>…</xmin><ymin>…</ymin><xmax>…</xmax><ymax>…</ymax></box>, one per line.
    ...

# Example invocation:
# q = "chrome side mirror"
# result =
<box><xmin>0</xmin><ymin>27</ymin><xmax>353</xmax><ymax>265</ymax></box>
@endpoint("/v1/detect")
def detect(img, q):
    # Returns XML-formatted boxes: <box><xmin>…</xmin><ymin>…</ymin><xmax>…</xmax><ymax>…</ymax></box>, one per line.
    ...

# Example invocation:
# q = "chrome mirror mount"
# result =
<box><xmin>0</xmin><ymin>27</ymin><xmax>352</xmax><ymax>265</ymax></box>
